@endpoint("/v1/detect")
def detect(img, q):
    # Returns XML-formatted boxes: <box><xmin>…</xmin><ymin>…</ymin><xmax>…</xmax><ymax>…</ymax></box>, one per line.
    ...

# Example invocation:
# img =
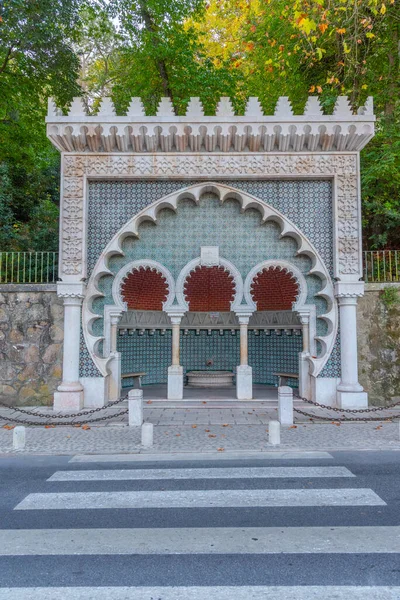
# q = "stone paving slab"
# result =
<box><xmin>0</xmin><ymin>421</ymin><xmax>399</xmax><ymax>455</ymax></box>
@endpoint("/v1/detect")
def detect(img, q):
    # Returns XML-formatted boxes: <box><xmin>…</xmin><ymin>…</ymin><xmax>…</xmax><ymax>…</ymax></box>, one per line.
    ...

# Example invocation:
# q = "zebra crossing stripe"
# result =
<box><xmin>14</xmin><ymin>488</ymin><xmax>385</xmax><ymax>510</ymax></box>
<box><xmin>47</xmin><ymin>466</ymin><xmax>355</xmax><ymax>481</ymax></box>
<box><xmin>0</xmin><ymin>587</ymin><xmax>398</xmax><ymax>599</ymax></box>
<box><xmin>68</xmin><ymin>451</ymin><xmax>333</xmax><ymax>463</ymax></box>
<box><xmin>0</xmin><ymin>526</ymin><xmax>398</xmax><ymax>555</ymax></box>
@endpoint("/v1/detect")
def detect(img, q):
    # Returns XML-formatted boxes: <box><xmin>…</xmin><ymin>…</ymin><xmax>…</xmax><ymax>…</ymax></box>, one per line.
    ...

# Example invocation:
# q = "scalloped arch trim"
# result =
<box><xmin>83</xmin><ymin>182</ymin><xmax>337</xmax><ymax>377</ymax></box>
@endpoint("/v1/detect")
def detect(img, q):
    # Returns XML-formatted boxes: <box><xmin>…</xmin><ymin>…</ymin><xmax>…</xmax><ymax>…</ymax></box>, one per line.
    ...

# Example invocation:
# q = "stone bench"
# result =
<box><xmin>121</xmin><ymin>372</ymin><xmax>147</xmax><ymax>389</ymax></box>
<box><xmin>273</xmin><ymin>372</ymin><xmax>299</xmax><ymax>386</ymax></box>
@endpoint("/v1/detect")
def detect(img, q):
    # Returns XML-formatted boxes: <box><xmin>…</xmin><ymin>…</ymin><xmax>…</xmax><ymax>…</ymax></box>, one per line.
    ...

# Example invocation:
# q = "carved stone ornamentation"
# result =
<box><xmin>59</xmin><ymin>153</ymin><xmax>360</xmax><ymax>282</ymax></box>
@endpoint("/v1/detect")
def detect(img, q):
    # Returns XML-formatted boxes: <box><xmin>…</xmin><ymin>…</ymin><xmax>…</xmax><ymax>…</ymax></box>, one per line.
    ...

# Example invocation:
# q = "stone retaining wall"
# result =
<box><xmin>358</xmin><ymin>283</ymin><xmax>400</xmax><ymax>406</ymax></box>
<box><xmin>0</xmin><ymin>285</ymin><xmax>63</xmax><ymax>406</ymax></box>
<box><xmin>0</xmin><ymin>283</ymin><xmax>399</xmax><ymax>406</ymax></box>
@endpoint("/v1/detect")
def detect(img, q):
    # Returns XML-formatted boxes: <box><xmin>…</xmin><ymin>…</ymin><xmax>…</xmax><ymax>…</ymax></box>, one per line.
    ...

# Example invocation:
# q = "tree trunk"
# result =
<box><xmin>138</xmin><ymin>0</ymin><xmax>174</xmax><ymax>103</ymax></box>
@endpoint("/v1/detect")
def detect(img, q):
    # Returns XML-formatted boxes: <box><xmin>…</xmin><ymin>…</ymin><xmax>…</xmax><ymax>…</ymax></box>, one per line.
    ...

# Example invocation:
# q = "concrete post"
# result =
<box><xmin>278</xmin><ymin>385</ymin><xmax>294</xmax><ymax>425</ymax></box>
<box><xmin>13</xmin><ymin>426</ymin><xmax>25</xmax><ymax>451</ymax></box>
<box><xmin>128</xmin><ymin>389</ymin><xmax>143</xmax><ymax>426</ymax></box>
<box><xmin>269</xmin><ymin>420</ymin><xmax>281</xmax><ymax>445</ymax></box>
<box><xmin>141</xmin><ymin>422</ymin><xmax>153</xmax><ymax>447</ymax></box>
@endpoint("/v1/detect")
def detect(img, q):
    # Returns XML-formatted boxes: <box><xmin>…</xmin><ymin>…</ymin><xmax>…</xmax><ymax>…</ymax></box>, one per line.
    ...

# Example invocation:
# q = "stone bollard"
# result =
<box><xmin>269</xmin><ymin>420</ymin><xmax>281</xmax><ymax>445</ymax></box>
<box><xmin>141</xmin><ymin>422</ymin><xmax>153</xmax><ymax>448</ymax></box>
<box><xmin>13</xmin><ymin>426</ymin><xmax>26</xmax><ymax>451</ymax></box>
<box><xmin>128</xmin><ymin>389</ymin><xmax>143</xmax><ymax>427</ymax></box>
<box><xmin>278</xmin><ymin>385</ymin><xmax>294</xmax><ymax>426</ymax></box>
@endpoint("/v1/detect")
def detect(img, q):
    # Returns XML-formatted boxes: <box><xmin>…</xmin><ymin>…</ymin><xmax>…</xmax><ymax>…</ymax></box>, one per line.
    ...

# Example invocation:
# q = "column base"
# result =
<box><xmin>168</xmin><ymin>365</ymin><xmax>183</xmax><ymax>400</ymax></box>
<box><xmin>336</xmin><ymin>390</ymin><xmax>368</xmax><ymax>409</ymax></box>
<box><xmin>54</xmin><ymin>389</ymin><xmax>84</xmax><ymax>412</ymax></box>
<box><xmin>236</xmin><ymin>365</ymin><xmax>253</xmax><ymax>400</ymax></box>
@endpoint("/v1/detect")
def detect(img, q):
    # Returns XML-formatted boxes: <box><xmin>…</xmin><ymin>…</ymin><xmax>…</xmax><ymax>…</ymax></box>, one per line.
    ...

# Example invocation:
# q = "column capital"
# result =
<box><xmin>296</xmin><ymin>309</ymin><xmax>310</xmax><ymax>325</ymax></box>
<box><xmin>57</xmin><ymin>281</ymin><xmax>86</xmax><ymax>300</ymax></box>
<box><xmin>166</xmin><ymin>309</ymin><xmax>185</xmax><ymax>325</ymax></box>
<box><xmin>334</xmin><ymin>281</ymin><xmax>365</xmax><ymax>299</ymax></box>
<box><xmin>234</xmin><ymin>307</ymin><xmax>254</xmax><ymax>325</ymax></box>
<box><xmin>109</xmin><ymin>309</ymin><xmax>124</xmax><ymax>326</ymax></box>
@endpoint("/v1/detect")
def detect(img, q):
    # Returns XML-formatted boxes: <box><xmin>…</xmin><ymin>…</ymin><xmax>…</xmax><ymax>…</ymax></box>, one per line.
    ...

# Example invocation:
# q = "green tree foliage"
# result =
<box><xmin>0</xmin><ymin>0</ymin><xmax>399</xmax><ymax>250</ymax></box>
<box><xmin>0</xmin><ymin>0</ymin><xmax>82</xmax><ymax>250</ymax></box>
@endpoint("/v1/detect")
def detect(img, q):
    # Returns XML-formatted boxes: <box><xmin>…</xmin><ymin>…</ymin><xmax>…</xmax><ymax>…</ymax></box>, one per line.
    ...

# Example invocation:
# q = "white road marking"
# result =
<box><xmin>14</xmin><ymin>488</ymin><xmax>385</xmax><ymax>510</ymax></box>
<box><xmin>0</xmin><ymin>588</ymin><xmax>398</xmax><ymax>600</ymax></box>
<box><xmin>47</xmin><ymin>466</ymin><xmax>354</xmax><ymax>481</ymax></box>
<box><xmin>0</xmin><ymin>526</ymin><xmax>399</xmax><ymax>555</ymax></box>
<box><xmin>69</xmin><ymin>451</ymin><xmax>333</xmax><ymax>463</ymax></box>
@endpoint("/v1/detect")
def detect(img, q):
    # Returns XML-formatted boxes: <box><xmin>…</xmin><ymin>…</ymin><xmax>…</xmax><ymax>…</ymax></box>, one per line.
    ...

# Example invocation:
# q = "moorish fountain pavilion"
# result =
<box><xmin>45</xmin><ymin>94</ymin><xmax>375</xmax><ymax>410</ymax></box>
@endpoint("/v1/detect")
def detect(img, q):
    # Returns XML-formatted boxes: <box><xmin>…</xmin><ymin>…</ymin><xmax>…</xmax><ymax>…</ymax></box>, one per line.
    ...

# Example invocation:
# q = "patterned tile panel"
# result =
<box><xmin>80</xmin><ymin>180</ymin><xmax>339</xmax><ymax>379</ymax></box>
<box><xmin>117</xmin><ymin>329</ymin><xmax>303</xmax><ymax>387</ymax></box>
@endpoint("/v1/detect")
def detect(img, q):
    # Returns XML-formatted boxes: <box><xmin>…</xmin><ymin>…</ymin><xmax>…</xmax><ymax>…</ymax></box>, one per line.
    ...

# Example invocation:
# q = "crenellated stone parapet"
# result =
<box><xmin>46</xmin><ymin>95</ymin><xmax>375</xmax><ymax>154</ymax></box>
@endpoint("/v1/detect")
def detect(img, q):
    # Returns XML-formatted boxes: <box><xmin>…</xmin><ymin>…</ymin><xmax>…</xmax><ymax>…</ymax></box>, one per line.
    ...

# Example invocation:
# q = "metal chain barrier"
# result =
<box><xmin>0</xmin><ymin>395</ymin><xmax>129</xmax><ymax>427</ymax></box>
<box><xmin>293</xmin><ymin>393</ymin><xmax>399</xmax><ymax>422</ymax></box>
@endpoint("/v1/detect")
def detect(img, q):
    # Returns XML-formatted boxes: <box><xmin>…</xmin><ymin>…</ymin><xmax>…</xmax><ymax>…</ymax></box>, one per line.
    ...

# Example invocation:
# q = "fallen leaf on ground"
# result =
<box><xmin>146</xmin><ymin>400</ymin><xmax>153</xmax><ymax>404</ymax></box>
<box><xmin>44</xmin><ymin>425</ymin><xmax>55</xmax><ymax>429</ymax></box>
<box><xmin>217</xmin><ymin>447</ymin><xmax>225</xmax><ymax>452</ymax></box>
<box><xmin>73</xmin><ymin>424</ymin><xmax>81</xmax><ymax>428</ymax></box>
<box><xmin>82</xmin><ymin>424</ymin><xmax>91</xmax><ymax>430</ymax></box>
<box><xmin>222</xmin><ymin>424</ymin><xmax>229</xmax><ymax>427</ymax></box>
<box><xmin>289</xmin><ymin>425</ymin><xmax>297</xmax><ymax>429</ymax></box>
<box><xmin>192</xmin><ymin>425</ymin><xmax>197</xmax><ymax>428</ymax></box>
<box><xmin>208</xmin><ymin>434</ymin><xmax>216</xmax><ymax>438</ymax></box>
<box><xmin>3</xmin><ymin>425</ymin><xmax>14</xmax><ymax>430</ymax></box>
<box><xmin>202</xmin><ymin>402</ymin><xmax>207</xmax><ymax>404</ymax></box>
<box><xmin>375</xmin><ymin>425</ymin><xmax>382</xmax><ymax>430</ymax></box>
<box><xmin>205</xmin><ymin>429</ymin><xmax>210</xmax><ymax>432</ymax></box>
<box><xmin>176</xmin><ymin>434</ymin><xmax>181</xmax><ymax>437</ymax></box>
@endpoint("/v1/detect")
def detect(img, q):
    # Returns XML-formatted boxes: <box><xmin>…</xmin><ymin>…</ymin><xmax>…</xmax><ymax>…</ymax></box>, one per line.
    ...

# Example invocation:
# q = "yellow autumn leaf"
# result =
<box><xmin>380</xmin><ymin>3</ymin><xmax>386</xmax><ymax>13</ymax></box>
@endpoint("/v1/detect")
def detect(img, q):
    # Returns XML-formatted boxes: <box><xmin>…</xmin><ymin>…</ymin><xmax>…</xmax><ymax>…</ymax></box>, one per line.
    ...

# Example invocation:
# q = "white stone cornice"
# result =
<box><xmin>46</xmin><ymin>96</ymin><xmax>375</xmax><ymax>154</ymax></box>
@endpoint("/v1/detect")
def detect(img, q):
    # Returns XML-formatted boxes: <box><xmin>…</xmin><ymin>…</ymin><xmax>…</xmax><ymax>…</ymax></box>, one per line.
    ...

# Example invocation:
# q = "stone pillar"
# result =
<box><xmin>297</xmin><ymin>310</ymin><xmax>311</xmax><ymax>400</ymax></box>
<box><xmin>335</xmin><ymin>282</ymin><xmax>368</xmax><ymax>408</ymax></box>
<box><xmin>54</xmin><ymin>283</ymin><xmax>85</xmax><ymax>411</ymax></box>
<box><xmin>108</xmin><ymin>311</ymin><xmax>123</xmax><ymax>402</ymax></box>
<box><xmin>166</xmin><ymin>310</ymin><xmax>185</xmax><ymax>400</ymax></box>
<box><xmin>235</xmin><ymin>311</ymin><xmax>253</xmax><ymax>400</ymax></box>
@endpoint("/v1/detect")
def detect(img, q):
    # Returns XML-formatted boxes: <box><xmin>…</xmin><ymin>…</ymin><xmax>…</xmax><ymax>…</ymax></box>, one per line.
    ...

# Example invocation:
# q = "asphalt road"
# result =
<box><xmin>0</xmin><ymin>450</ymin><xmax>399</xmax><ymax>599</ymax></box>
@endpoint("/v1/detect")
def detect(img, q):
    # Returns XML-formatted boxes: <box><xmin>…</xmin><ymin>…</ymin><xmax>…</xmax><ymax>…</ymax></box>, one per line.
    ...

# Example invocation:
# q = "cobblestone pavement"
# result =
<box><xmin>0</xmin><ymin>401</ymin><xmax>399</xmax><ymax>454</ymax></box>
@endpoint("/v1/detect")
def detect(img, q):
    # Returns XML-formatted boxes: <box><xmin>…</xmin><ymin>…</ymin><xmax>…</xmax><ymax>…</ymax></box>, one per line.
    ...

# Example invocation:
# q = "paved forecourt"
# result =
<box><xmin>0</xmin><ymin>451</ymin><xmax>400</xmax><ymax>598</ymax></box>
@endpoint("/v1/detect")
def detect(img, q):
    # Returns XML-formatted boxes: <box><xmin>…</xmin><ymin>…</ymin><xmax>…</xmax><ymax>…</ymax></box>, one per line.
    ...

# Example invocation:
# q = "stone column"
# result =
<box><xmin>235</xmin><ymin>310</ymin><xmax>253</xmax><ymax>400</ymax></box>
<box><xmin>108</xmin><ymin>311</ymin><xmax>123</xmax><ymax>401</ymax></box>
<box><xmin>335</xmin><ymin>282</ymin><xmax>368</xmax><ymax>408</ymax></box>
<box><xmin>54</xmin><ymin>283</ymin><xmax>85</xmax><ymax>411</ymax></box>
<box><xmin>297</xmin><ymin>310</ymin><xmax>311</xmax><ymax>400</ymax></box>
<box><xmin>166</xmin><ymin>310</ymin><xmax>185</xmax><ymax>400</ymax></box>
